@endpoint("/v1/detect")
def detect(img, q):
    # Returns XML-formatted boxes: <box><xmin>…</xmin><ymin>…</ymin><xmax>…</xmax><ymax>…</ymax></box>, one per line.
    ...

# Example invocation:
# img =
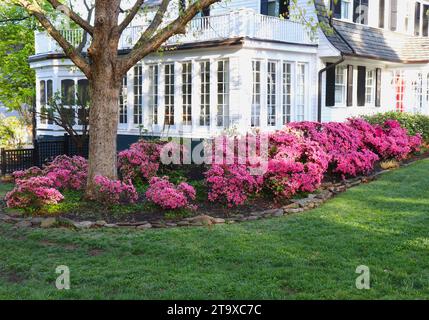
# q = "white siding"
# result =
<box><xmin>210</xmin><ymin>0</ymin><xmax>260</xmax><ymax>15</ymax></box>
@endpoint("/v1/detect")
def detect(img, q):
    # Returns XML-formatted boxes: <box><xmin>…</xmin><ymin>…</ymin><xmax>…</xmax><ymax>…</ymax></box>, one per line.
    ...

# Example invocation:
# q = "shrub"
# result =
<box><xmin>5</xmin><ymin>176</ymin><xmax>64</xmax><ymax>209</ymax></box>
<box><xmin>363</xmin><ymin>112</ymin><xmax>429</xmax><ymax>143</ymax></box>
<box><xmin>265</xmin><ymin>129</ymin><xmax>329</xmax><ymax>199</ymax></box>
<box><xmin>290</xmin><ymin>121</ymin><xmax>379</xmax><ymax>178</ymax></box>
<box><xmin>118</xmin><ymin>140</ymin><xmax>163</xmax><ymax>183</ymax></box>
<box><xmin>145</xmin><ymin>176</ymin><xmax>197</xmax><ymax>210</ymax></box>
<box><xmin>43</xmin><ymin>155</ymin><xmax>88</xmax><ymax>190</ymax></box>
<box><xmin>205</xmin><ymin>163</ymin><xmax>264</xmax><ymax>207</ymax></box>
<box><xmin>12</xmin><ymin>166</ymin><xmax>43</xmax><ymax>183</ymax></box>
<box><xmin>93</xmin><ymin>175</ymin><xmax>138</xmax><ymax>205</ymax></box>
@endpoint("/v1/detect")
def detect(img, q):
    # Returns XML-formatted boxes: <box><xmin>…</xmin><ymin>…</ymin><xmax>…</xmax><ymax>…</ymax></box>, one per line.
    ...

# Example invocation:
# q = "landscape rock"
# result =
<box><xmin>95</xmin><ymin>220</ymin><xmax>107</xmax><ymax>227</ymax></box>
<box><xmin>212</xmin><ymin>218</ymin><xmax>225</xmax><ymax>224</ymax></box>
<box><xmin>15</xmin><ymin>220</ymin><xmax>32</xmax><ymax>228</ymax></box>
<box><xmin>41</xmin><ymin>217</ymin><xmax>57</xmax><ymax>228</ymax></box>
<box><xmin>283</xmin><ymin>202</ymin><xmax>300</xmax><ymax>209</ymax></box>
<box><xmin>104</xmin><ymin>223</ymin><xmax>118</xmax><ymax>228</ymax></box>
<box><xmin>177</xmin><ymin>221</ymin><xmax>190</xmax><ymax>227</ymax></box>
<box><xmin>30</xmin><ymin>217</ymin><xmax>44</xmax><ymax>226</ymax></box>
<box><xmin>137</xmin><ymin>223</ymin><xmax>152</xmax><ymax>229</ymax></box>
<box><xmin>74</xmin><ymin>221</ymin><xmax>94</xmax><ymax>229</ymax></box>
<box><xmin>284</xmin><ymin>208</ymin><xmax>305</xmax><ymax>215</ymax></box>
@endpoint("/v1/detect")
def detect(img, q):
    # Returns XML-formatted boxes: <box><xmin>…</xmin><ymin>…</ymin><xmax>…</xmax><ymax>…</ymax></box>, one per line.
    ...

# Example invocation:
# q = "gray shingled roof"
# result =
<box><xmin>315</xmin><ymin>0</ymin><xmax>429</xmax><ymax>63</ymax></box>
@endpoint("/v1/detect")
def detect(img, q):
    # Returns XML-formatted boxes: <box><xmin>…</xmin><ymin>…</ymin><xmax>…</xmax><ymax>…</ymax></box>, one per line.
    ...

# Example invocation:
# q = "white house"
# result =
<box><xmin>29</xmin><ymin>0</ymin><xmax>429</xmax><ymax>150</ymax></box>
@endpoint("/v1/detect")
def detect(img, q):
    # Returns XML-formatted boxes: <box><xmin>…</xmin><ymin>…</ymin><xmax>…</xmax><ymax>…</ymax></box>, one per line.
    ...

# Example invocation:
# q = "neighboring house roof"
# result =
<box><xmin>314</xmin><ymin>0</ymin><xmax>429</xmax><ymax>63</ymax></box>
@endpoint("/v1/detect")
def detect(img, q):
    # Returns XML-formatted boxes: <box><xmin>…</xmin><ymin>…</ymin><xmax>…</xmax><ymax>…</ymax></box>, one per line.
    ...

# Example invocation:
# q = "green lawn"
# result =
<box><xmin>1</xmin><ymin>160</ymin><xmax>429</xmax><ymax>299</ymax></box>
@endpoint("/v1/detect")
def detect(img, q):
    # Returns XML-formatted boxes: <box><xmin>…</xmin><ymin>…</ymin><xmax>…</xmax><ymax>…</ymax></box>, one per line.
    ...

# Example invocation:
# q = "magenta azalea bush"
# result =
<box><xmin>93</xmin><ymin>175</ymin><xmax>138</xmax><ymax>205</ymax></box>
<box><xmin>265</xmin><ymin>129</ymin><xmax>329</xmax><ymax>199</ymax></box>
<box><xmin>12</xmin><ymin>166</ymin><xmax>43</xmax><ymax>183</ymax></box>
<box><xmin>118</xmin><ymin>140</ymin><xmax>163</xmax><ymax>183</ymax></box>
<box><xmin>290</xmin><ymin>121</ymin><xmax>379</xmax><ymax>178</ymax></box>
<box><xmin>44</xmin><ymin>155</ymin><xmax>88</xmax><ymax>190</ymax></box>
<box><xmin>5</xmin><ymin>176</ymin><xmax>64</xmax><ymax>209</ymax></box>
<box><xmin>145</xmin><ymin>176</ymin><xmax>196</xmax><ymax>210</ymax></box>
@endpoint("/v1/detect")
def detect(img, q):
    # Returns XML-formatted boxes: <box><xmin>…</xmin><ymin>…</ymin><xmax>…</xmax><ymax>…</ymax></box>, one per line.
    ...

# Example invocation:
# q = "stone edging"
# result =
<box><xmin>0</xmin><ymin>160</ymin><xmax>419</xmax><ymax>231</ymax></box>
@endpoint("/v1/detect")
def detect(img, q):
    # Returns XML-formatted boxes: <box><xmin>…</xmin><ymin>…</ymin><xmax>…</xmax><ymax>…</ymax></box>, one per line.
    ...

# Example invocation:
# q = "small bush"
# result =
<box><xmin>93</xmin><ymin>175</ymin><xmax>138</xmax><ymax>205</ymax></box>
<box><xmin>118</xmin><ymin>140</ymin><xmax>164</xmax><ymax>184</ymax></box>
<box><xmin>5</xmin><ymin>176</ymin><xmax>64</xmax><ymax>210</ymax></box>
<box><xmin>44</xmin><ymin>155</ymin><xmax>88</xmax><ymax>190</ymax></box>
<box><xmin>12</xmin><ymin>166</ymin><xmax>43</xmax><ymax>183</ymax></box>
<box><xmin>145</xmin><ymin>176</ymin><xmax>196</xmax><ymax>210</ymax></box>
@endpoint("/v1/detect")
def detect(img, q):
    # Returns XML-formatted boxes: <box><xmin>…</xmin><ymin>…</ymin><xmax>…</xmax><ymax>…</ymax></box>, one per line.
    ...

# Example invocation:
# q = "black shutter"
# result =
<box><xmin>261</xmin><ymin>0</ymin><xmax>268</xmax><ymax>15</ymax></box>
<box><xmin>333</xmin><ymin>0</ymin><xmax>342</xmax><ymax>19</ymax></box>
<box><xmin>326</xmin><ymin>63</ymin><xmax>335</xmax><ymax>107</ymax></box>
<box><xmin>279</xmin><ymin>0</ymin><xmax>290</xmax><ymax>19</ymax></box>
<box><xmin>347</xmin><ymin>65</ymin><xmax>354</xmax><ymax>107</ymax></box>
<box><xmin>357</xmin><ymin>66</ymin><xmax>366</xmax><ymax>107</ymax></box>
<box><xmin>379</xmin><ymin>0</ymin><xmax>385</xmax><ymax>28</ymax></box>
<box><xmin>375</xmin><ymin>68</ymin><xmax>382</xmax><ymax>107</ymax></box>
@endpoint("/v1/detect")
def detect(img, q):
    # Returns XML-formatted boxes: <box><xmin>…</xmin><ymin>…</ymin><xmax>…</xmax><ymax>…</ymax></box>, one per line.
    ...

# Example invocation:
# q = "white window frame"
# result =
<box><xmin>133</xmin><ymin>64</ymin><xmax>143</xmax><ymax>125</ymax></box>
<box><xmin>199</xmin><ymin>60</ymin><xmax>210</xmax><ymax>127</ymax></box>
<box><xmin>295</xmin><ymin>63</ymin><xmax>306</xmax><ymax>122</ymax></box>
<box><xmin>148</xmin><ymin>64</ymin><xmax>159</xmax><ymax>126</ymax></box>
<box><xmin>267</xmin><ymin>60</ymin><xmax>277</xmax><ymax>127</ymax></box>
<box><xmin>251</xmin><ymin>60</ymin><xmax>261</xmax><ymax>127</ymax></box>
<box><xmin>335</xmin><ymin>65</ymin><xmax>347</xmax><ymax>105</ymax></box>
<box><xmin>181</xmin><ymin>62</ymin><xmax>192</xmax><ymax>126</ymax></box>
<box><xmin>365</xmin><ymin>69</ymin><xmax>376</xmax><ymax>106</ymax></box>
<box><xmin>216</xmin><ymin>59</ymin><xmax>229</xmax><ymax>127</ymax></box>
<box><xmin>282</xmin><ymin>62</ymin><xmax>293</xmax><ymax>124</ymax></box>
<box><xmin>164</xmin><ymin>63</ymin><xmax>175</xmax><ymax>126</ymax></box>
<box><xmin>341</xmin><ymin>0</ymin><xmax>352</xmax><ymax>20</ymax></box>
<box><xmin>119</xmin><ymin>76</ymin><xmax>128</xmax><ymax>125</ymax></box>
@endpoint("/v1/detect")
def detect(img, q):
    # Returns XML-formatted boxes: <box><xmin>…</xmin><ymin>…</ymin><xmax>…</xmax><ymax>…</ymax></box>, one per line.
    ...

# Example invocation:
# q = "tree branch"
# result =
<box><xmin>0</xmin><ymin>16</ymin><xmax>29</xmax><ymax>24</ymax></box>
<box><xmin>119</xmin><ymin>0</ymin><xmax>220</xmax><ymax>74</ymax></box>
<box><xmin>46</xmin><ymin>0</ymin><xmax>94</xmax><ymax>35</ymax></box>
<box><xmin>138</xmin><ymin>0</ymin><xmax>169</xmax><ymax>38</ymax></box>
<box><xmin>16</xmin><ymin>0</ymin><xmax>91</xmax><ymax>78</ymax></box>
<box><xmin>118</xmin><ymin>0</ymin><xmax>145</xmax><ymax>33</ymax></box>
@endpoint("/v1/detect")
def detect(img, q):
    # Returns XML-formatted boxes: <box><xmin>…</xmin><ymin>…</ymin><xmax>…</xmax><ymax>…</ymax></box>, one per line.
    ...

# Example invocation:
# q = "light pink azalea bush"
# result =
<box><xmin>12</xmin><ymin>166</ymin><xmax>43</xmax><ymax>183</ymax></box>
<box><xmin>93</xmin><ymin>175</ymin><xmax>138</xmax><ymax>205</ymax></box>
<box><xmin>145</xmin><ymin>176</ymin><xmax>196</xmax><ymax>210</ymax></box>
<box><xmin>118</xmin><ymin>140</ymin><xmax>164</xmax><ymax>183</ymax></box>
<box><xmin>5</xmin><ymin>176</ymin><xmax>64</xmax><ymax>209</ymax></box>
<box><xmin>44</xmin><ymin>155</ymin><xmax>88</xmax><ymax>190</ymax></box>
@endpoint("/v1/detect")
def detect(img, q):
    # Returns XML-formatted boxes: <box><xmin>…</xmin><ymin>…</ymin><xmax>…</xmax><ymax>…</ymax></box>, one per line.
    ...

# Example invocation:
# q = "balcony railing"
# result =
<box><xmin>34</xmin><ymin>9</ymin><xmax>317</xmax><ymax>55</ymax></box>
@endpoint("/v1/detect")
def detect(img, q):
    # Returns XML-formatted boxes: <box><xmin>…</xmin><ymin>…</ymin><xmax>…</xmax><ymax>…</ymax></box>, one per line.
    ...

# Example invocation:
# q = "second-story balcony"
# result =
<box><xmin>34</xmin><ymin>9</ymin><xmax>317</xmax><ymax>56</ymax></box>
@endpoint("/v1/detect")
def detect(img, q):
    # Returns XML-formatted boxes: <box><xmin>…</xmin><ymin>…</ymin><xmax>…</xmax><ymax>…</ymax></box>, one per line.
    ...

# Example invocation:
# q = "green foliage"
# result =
<box><xmin>362</xmin><ymin>112</ymin><xmax>429</xmax><ymax>143</ymax></box>
<box><xmin>0</xmin><ymin>5</ymin><xmax>35</xmax><ymax>115</ymax></box>
<box><xmin>0</xmin><ymin>115</ymin><xmax>29</xmax><ymax>149</ymax></box>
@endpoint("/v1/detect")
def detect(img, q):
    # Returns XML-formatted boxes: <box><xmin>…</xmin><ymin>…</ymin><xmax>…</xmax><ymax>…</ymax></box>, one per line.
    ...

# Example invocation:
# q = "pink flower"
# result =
<box><xmin>93</xmin><ymin>175</ymin><xmax>138</xmax><ymax>205</ymax></box>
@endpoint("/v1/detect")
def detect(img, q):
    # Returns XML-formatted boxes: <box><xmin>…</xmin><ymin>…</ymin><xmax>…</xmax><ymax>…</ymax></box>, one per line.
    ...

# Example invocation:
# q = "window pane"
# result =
<box><xmin>61</xmin><ymin>79</ymin><xmax>75</xmax><ymax>105</ymax></box>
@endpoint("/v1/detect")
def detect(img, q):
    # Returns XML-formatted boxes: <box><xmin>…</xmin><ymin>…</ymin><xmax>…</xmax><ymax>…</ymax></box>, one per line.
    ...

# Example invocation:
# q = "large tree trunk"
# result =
<box><xmin>84</xmin><ymin>0</ymin><xmax>122</xmax><ymax>198</ymax></box>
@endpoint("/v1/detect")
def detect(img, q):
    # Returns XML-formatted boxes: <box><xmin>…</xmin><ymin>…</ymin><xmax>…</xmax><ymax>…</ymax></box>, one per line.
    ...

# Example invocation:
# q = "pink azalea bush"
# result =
<box><xmin>93</xmin><ymin>175</ymin><xmax>138</xmax><ymax>205</ymax></box>
<box><xmin>145</xmin><ymin>176</ymin><xmax>196</xmax><ymax>210</ymax></box>
<box><xmin>290</xmin><ymin>121</ymin><xmax>379</xmax><ymax>178</ymax></box>
<box><xmin>265</xmin><ymin>129</ymin><xmax>329</xmax><ymax>199</ymax></box>
<box><xmin>12</xmin><ymin>166</ymin><xmax>43</xmax><ymax>183</ymax></box>
<box><xmin>118</xmin><ymin>140</ymin><xmax>164</xmax><ymax>183</ymax></box>
<box><xmin>43</xmin><ymin>155</ymin><xmax>88</xmax><ymax>190</ymax></box>
<box><xmin>5</xmin><ymin>176</ymin><xmax>64</xmax><ymax>209</ymax></box>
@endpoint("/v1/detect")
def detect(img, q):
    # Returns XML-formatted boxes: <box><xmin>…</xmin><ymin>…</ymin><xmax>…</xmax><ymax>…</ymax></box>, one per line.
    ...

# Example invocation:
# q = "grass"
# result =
<box><xmin>0</xmin><ymin>160</ymin><xmax>429</xmax><ymax>299</ymax></box>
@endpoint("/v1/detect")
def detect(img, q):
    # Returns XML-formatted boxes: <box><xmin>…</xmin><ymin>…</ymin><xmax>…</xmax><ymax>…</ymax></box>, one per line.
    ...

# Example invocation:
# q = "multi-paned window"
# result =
<box><xmin>379</xmin><ymin>0</ymin><xmax>385</xmax><ymax>28</ymax></box>
<box><xmin>217</xmin><ymin>60</ymin><xmax>229</xmax><ymax>127</ymax></box>
<box><xmin>413</xmin><ymin>72</ymin><xmax>423</xmax><ymax>111</ymax></box>
<box><xmin>61</xmin><ymin>79</ymin><xmax>76</xmax><ymax>125</ymax></box>
<box><xmin>119</xmin><ymin>76</ymin><xmax>127</xmax><ymax>124</ymax></box>
<box><xmin>148</xmin><ymin>65</ymin><xmax>159</xmax><ymax>125</ymax></box>
<box><xmin>341</xmin><ymin>0</ymin><xmax>352</xmax><ymax>20</ymax></box>
<box><xmin>282</xmin><ymin>62</ymin><xmax>292</xmax><ymax>124</ymax></box>
<box><xmin>251</xmin><ymin>60</ymin><xmax>261</xmax><ymax>127</ymax></box>
<box><xmin>390</xmin><ymin>0</ymin><xmax>398</xmax><ymax>31</ymax></box>
<box><xmin>335</xmin><ymin>66</ymin><xmax>347</xmax><ymax>105</ymax></box>
<box><xmin>267</xmin><ymin>61</ymin><xmax>277</xmax><ymax>126</ymax></box>
<box><xmin>394</xmin><ymin>71</ymin><xmax>405</xmax><ymax>112</ymax></box>
<box><xmin>200</xmin><ymin>61</ymin><xmax>210</xmax><ymax>126</ymax></box>
<box><xmin>365</xmin><ymin>69</ymin><xmax>375</xmax><ymax>105</ymax></box>
<box><xmin>353</xmin><ymin>0</ymin><xmax>368</xmax><ymax>25</ymax></box>
<box><xmin>182</xmin><ymin>62</ymin><xmax>192</xmax><ymax>126</ymax></box>
<box><xmin>296</xmin><ymin>63</ymin><xmax>305</xmax><ymax>121</ymax></box>
<box><xmin>133</xmin><ymin>64</ymin><xmax>143</xmax><ymax>124</ymax></box>
<box><xmin>164</xmin><ymin>63</ymin><xmax>175</xmax><ymax>126</ymax></box>
<box><xmin>39</xmin><ymin>79</ymin><xmax>53</xmax><ymax>124</ymax></box>
<box><xmin>77</xmin><ymin>79</ymin><xmax>89</xmax><ymax>125</ymax></box>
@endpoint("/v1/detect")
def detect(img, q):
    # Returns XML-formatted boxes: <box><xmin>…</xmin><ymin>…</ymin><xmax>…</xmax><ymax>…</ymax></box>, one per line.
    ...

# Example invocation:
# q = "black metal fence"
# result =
<box><xmin>1</xmin><ymin>135</ymin><xmax>89</xmax><ymax>175</ymax></box>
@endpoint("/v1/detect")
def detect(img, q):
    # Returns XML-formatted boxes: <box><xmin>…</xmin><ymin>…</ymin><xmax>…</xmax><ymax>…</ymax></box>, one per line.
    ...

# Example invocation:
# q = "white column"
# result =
<box><xmin>158</xmin><ymin>63</ymin><xmax>165</xmax><ymax>130</ymax></box>
<box><xmin>260</xmin><ymin>59</ymin><xmax>268</xmax><ymax>131</ymax></box>
<box><xmin>175</xmin><ymin>61</ymin><xmax>183</xmax><ymax>132</ymax></box>
<box><xmin>127</xmin><ymin>65</ymin><xmax>134</xmax><ymax>131</ymax></box>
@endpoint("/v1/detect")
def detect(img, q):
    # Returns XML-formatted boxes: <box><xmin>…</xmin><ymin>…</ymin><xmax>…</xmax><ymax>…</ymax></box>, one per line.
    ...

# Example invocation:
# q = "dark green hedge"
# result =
<box><xmin>362</xmin><ymin>112</ymin><xmax>429</xmax><ymax>143</ymax></box>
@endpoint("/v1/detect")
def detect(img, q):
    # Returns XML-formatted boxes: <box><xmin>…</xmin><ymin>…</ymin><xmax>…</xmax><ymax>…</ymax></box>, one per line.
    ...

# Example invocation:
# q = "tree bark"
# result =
<box><xmin>85</xmin><ymin>0</ymin><xmax>122</xmax><ymax>198</ymax></box>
